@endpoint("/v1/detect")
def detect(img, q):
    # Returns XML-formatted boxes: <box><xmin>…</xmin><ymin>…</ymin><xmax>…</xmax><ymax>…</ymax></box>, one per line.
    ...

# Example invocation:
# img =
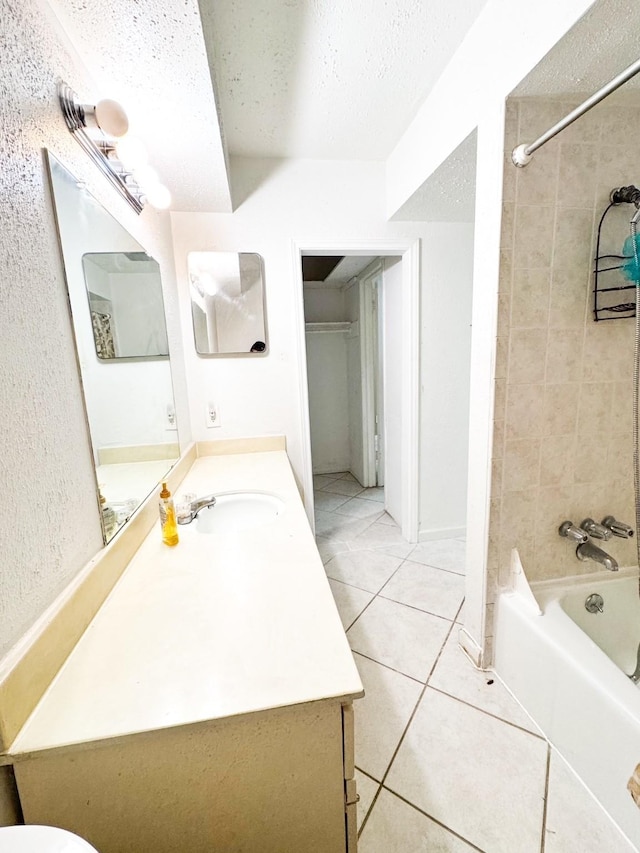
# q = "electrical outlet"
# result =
<box><xmin>205</xmin><ymin>402</ymin><xmax>220</xmax><ymax>428</ymax></box>
<box><xmin>166</xmin><ymin>404</ymin><xmax>177</xmax><ymax>431</ymax></box>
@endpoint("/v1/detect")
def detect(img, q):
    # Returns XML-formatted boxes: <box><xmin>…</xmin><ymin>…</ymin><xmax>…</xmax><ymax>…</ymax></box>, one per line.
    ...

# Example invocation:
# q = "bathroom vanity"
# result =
<box><xmin>8</xmin><ymin>449</ymin><xmax>363</xmax><ymax>852</ymax></box>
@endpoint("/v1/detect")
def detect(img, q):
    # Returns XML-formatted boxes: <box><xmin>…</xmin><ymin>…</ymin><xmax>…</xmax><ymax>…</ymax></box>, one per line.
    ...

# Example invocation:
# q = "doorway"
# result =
<box><xmin>293</xmin><ymin>241</ymin><xmax>420</xmax><ymax>543</ymax></box>
<box><xmin>303</xmin><ymin>257</ymin><xmax>386</xmax><ymax>530</ymax></box>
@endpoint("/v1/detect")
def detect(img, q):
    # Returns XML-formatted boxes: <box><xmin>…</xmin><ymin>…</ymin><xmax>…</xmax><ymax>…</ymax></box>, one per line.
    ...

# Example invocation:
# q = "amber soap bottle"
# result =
<box><xmin>159</xmin><ymin>482</ymin><xmax>179</xmax><ymax>546</ymax></box>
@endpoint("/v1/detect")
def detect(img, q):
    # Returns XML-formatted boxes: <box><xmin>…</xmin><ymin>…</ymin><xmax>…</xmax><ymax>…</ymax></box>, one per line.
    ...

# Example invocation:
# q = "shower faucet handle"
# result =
<box><xmin>559</xmin><ymin>521</ymin><xmax>589</xmax><ymax>544</ymax></box>
<box><xmin>580</xmin><ymin>518</ymin><xmax>612</xmax><ymax>541</ymax></box>
<box><xmin>602</xmin><ymin>516</ymin><xmax>634</xmax><ymax>538</ymax></box>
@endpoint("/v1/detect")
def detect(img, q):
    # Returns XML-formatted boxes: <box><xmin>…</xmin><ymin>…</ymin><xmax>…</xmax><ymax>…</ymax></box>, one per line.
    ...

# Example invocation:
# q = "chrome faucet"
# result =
<box><xmin>576</xmin><ymin>539</ymin><xmax>619</xmax><ymax>572</ymax></box>
<box><xmin>177</xmin><ymin>493</ymin><xmax>217</xmax><ymax>524</ymax></box>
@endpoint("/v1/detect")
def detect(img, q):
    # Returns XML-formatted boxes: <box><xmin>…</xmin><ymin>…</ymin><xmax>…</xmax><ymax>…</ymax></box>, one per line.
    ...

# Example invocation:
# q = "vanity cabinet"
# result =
<box><xmin>8</xmin><ymin>451</ymin><xmax>363</xmax><ymax>853</ymax></box>
<box><xmin>14</xmin><ymin>700</ymin><xmax>357</xmax><ymax>853</ymax></box>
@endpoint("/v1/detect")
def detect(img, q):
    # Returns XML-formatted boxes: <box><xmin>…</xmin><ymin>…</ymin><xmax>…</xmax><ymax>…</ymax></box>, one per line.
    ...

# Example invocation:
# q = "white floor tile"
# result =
<box><xmin>360</xmin><ymin>487</ymin><xmax>384</xmax><ymax>503</ymax></box>
<box><xmin>328</xmin><ymin>578</ymin><xmax>374</xmax><ymax>630</ymax></box>
<box><xmin>315</xmin><ymin>536</ymin><xmax>351</xmax><ymax>565</ymax></box>
<box><xmin>386</xmin><ymin>688</ymin><xmax>547</xmax><ymax>853</ymax></box>
<box><xmin>313</xmin><ymin>473</ymin><xmax>342</xmax><ymax>488</ymax></box>
<box><xmin>334</xmin><ymin>497</ymin><xmax>385</xmax><ymax>520</ymax></box>
<box><xmin>325</xmin><ymin>549</ymin><xmax>403</xmax><ymax>593</ymax></box>
<box><xmin>429</xmin><ymin>633</ymin><xmax>540</xmax><ymax>734</ymax></box>
<box><xmin>348</xmin><ymin>597</ymin><xmax>451</xmax><ymax>682</ymax></box>
<box><xmin>352</xmin><ymin>653</ymin><xmax>423</xmax><ymax>781</ymax></box>
<box><xmin>380</xmin><ymin>561</ymin><xmax>465</xmax><ymax>621</ymax></box>
<box><xmin>320</xmin><ymin>479</ymin><xmax>365</xmax><ymax>497</ymax></box>
<box><xmin>338</xmin><ymin>472</ymin><xmax>359</xmax><ymax>483</ymax></box>
<box><xmin>314</xmin><ymin>510</ymin><xmax>375</xmax><ymax>542</ymax></box>
<box><xmin>376</xmin><ymin>512</ymin><xmax>397</xmax><ymax>525</ymax></box>
<box><xmin>355</xmin><ymin>770</ymin><xmax>379</xmax><ymax>832</ymax></box>
<box><xmin>350</xmin><ymin>521</ymin><xmax>414</xmax><ymax>554</ymax></box>
<box><xmin>359</xmin><ymin>788</ymin><xmax>477</xmax><ymax>852</ymax></box>
<box><xmin>545</xmin><ymin>750</ymin><xmax>637</xmax><ymax>853</ymax></box>
<box><xmin>313</xmin><ymin>491</ymin><xmax>350</xmax><ymax>512</ymax></box>
<box><xmin>409</xmin><ymin>538</ymin><xmax>467</xmax><ymax>575</ymax></box>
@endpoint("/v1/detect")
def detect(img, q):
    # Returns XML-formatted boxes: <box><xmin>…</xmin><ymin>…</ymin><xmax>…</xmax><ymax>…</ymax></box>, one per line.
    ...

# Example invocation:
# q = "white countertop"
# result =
<box><xmin>10</xmin><ymin>451</ymin><xmax>363</xmax><ymax>757</ymax></box>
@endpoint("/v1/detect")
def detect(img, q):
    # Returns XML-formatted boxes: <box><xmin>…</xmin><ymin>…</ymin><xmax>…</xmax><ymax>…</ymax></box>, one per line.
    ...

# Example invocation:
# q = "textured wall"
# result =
<box><xmin>0</xmin><ymin>0</ymin><xmax>188</xmax><ymax>666</ymax></box>
<box><xmin>489</xmin><ymin>96</ymin><xmax>638</xmax><ymax>606</ymax></box>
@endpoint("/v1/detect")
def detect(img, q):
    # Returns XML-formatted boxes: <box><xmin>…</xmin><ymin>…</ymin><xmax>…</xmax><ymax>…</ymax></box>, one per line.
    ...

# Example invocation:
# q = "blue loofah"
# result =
<box><xmin>622</xmin><ymin>232</ymin><xmax>640</xmax><ymax>282</ymax></box>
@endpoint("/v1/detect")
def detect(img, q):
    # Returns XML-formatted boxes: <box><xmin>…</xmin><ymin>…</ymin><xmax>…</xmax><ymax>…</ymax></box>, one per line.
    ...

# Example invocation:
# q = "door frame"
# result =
<box><xmin>359</xmin><ymin>262</ymin><xmax>382</xmax><ymax>489</ymax></box>
<box><xmin>292</xmin><ymin>239</ymin><xmax>420</xmax><ymax>544</ymax></box>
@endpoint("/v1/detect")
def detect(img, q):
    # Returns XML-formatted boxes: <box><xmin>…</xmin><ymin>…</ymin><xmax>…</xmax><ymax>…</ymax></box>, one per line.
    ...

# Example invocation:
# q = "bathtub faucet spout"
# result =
<box><xmin>576</xmin><ymin>540</ymin><xmax>619</xmax><ymax>572</ymax></box>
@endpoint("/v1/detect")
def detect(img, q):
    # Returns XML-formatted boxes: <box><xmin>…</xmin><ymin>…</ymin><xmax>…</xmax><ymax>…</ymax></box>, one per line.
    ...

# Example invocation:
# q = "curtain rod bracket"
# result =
<box><xmin>512</xmin><ymin>144</ymin><xmax>533</xmax><ymax>168</ymax></box>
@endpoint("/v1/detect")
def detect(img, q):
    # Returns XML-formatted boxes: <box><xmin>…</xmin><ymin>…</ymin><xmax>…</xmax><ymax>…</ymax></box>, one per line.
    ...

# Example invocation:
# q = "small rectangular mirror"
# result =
<box><xmin>188</xmin><ymin>252</ymin><xmax>267</xmax><ymax>355</ymax></box>
<box><xmin>82</xmin><ymin>252</ymin><xmax>169</xmax><ymax>359</ymax></box>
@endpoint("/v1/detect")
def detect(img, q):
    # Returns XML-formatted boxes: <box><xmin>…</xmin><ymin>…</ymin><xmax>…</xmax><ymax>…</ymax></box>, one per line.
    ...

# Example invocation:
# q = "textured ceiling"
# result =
<box><xmin>393</xmin><ymin>131</ymin><xmax>477</xmax><ymax>222</ymax></box>
<box><xmin>47</xmin><ymin>0</ymin><xmax>232</xmax><ymax>212</ymax></box>
<box><xmin>513</xmin><ymin>0</ymin><xmax>640</xmax><ymax>99</ymax></box>
<box><xmin>198</xmin><ymin>0</ymin><xmax>490</xmax><ymax>159</ymax></box>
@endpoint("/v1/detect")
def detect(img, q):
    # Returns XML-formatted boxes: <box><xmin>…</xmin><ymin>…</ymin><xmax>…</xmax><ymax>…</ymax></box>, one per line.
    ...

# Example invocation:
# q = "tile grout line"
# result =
<box><xmin>540</xmin><ymin>743</ymin><xmax>552</xmax><ymax>853</ymax></box>
<box><xmin>372</xmin><ymin>787</ymin><xmax>487</xmax><ymax>853</ymax></box>
<box><xmin>358</xmin><ymin>616</ymin><xmax>459</xmax><ymax>838</ymax></box>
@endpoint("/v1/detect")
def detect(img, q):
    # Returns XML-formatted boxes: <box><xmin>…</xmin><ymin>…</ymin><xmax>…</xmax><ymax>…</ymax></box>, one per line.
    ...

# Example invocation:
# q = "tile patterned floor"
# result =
<box><xmin>314</xmin><ymin>471</ymin><xmax>636</xmax><ymax>853</ymax></box>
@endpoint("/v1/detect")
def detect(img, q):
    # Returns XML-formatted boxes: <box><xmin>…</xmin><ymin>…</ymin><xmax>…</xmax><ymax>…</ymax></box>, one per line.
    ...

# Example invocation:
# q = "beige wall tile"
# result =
<box><xmin>553</xmin><ymin>208</ymin><xmax>595</xmax><ymax>272</ymax></box>
<box><xmin>503</xmin><ymin>439</ymin><xmax>541</xmax><ymax>492</ymax></box>
<box><xmin>545</xmin><ymin>329</ymin><xmax>584</xmax><ymax>382</ymax></box>
<box><xmin>511</xmin><ymin>268</ymin><xmax>550</xmax><ymax>329</ymax></box>
<box><xmin>499</xmin><ymin>249</ymin><xmax>512</xmax><ymax>295</ymax></box>
<box><xmin>557</xmin><ymin>144</ymin><xmax>599</xmax><ymax>209</ymax></box>
<box><xmin>611</xmin><ymin>382</ymin><xmax>633</xmax><ymax>435</ymax></box>
<box><xmin>607</xmin><ymin>434</ymin><xmax>632</xmax><ymax>482</ymax></box>
<box><xmin>494</xmin><ymin>379</ymin><xmax>506</xmax><ymax>421</ymax></box>
<box><xmin>576</xmin><ymin>382</ymin><xmax>613</xmax><ymax>434</ymax></box>
<box><xmin>505</xmin><ymin>384</ymin><xmax>545</xmax><ymax>439</ymax></box>
<box><xmin>514</xmin><ymin>205</ymin><xmax>555</xmax><ymax>268</ymax></box>
<box><xmin>493</xmin><ymin>419</ymin><xmax>505</xmax><ymax>459</ymax></box>
<box><xmin>542</xmin><ymin>384</ymin><xmax>579</xmax><ymax>436</ymax></box>
<box><xmin>501</xmin><ymin>202</ymin><xmax>515</xmax><ymax>249</ymax></box>
<box><xmin>516</xmin><ymin>145</ymin><xmax>559</xmax><ymax>206</ymax></box>
<box><xmin>549</xmin><ymin>268</ymin><xmax>589</xmax><ymax>329</ymax></box>
<box><xmin>495</xmin><ymin>336</ymin><xmax>509</xmax><ymax>380</ymax></box>
<box><xmin>539</xmin><ymin>434</ymin><xmax>577</xmax><ymax>487</ymax></box>
<box><xmin>508</xmin><ymin>328</ymin><xmax>548</xmax><ymax>383</ymax></box>
<box><xmin>491</xmin><ymin>96</ymin><xmax>635</xmax><ymax>595</ymax></box>
<box><xmin>498</xmin><ymin>292</ymin><xmax>511</xmax><ymax>337</ymax></box>
<box><xmin>573</xmin><ymin>434</ymin><xmax>610</xmax><ymax>484</ymax></box>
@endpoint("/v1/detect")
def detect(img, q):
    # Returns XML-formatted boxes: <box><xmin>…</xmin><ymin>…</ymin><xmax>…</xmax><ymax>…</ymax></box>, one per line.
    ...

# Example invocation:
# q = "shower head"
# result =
<box><xmin>610</xmin><ymin>185</ymin><xmax>640</xmax><ymax>206</ymax></box>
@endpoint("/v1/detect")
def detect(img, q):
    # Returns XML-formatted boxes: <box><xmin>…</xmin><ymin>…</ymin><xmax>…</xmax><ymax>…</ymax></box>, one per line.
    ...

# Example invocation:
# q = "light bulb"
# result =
<box><xmin>144</xmin><ymin>184</ymin><xmax>172</xmax><ymax>210</ymax></box>
<box><xmin>94</xmin><ymin>99</ymin><xmax>129</xmax><ymax>138</ymax></box>
<box><xmin>114</xmin><ymin>136</ymin><xmax>148</xmax><ymax>170</ymax></box>
<box><xmin>132</xmin><ymin>164</ymin><xmax>159</xmax><ymax>190</ymax></box>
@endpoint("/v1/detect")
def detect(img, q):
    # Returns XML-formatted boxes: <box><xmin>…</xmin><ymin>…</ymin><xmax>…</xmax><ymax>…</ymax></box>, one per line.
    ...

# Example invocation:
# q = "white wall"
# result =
<box><xmin>303</xmin><ymin>287</ymin><xmax>345</xmax><ymax>322</ymax></box>
<box><xmin>170</xmin><ymin>158</ymin><xmax>435</xmax><ymax>494</ymax></box>
<box><xmin>419</xmin><ymin>223</ymin><xmax>474</xmax><ymax>539</ymax></box>
<box><xmin>305</xmin><ymin>329</ymin><xmax>351</xmax><ymax>474</ymax></box>
<box><xmin>381</xmin><ymin>258</ymin><xmax>403</xmax><ymax>523</ymax></box>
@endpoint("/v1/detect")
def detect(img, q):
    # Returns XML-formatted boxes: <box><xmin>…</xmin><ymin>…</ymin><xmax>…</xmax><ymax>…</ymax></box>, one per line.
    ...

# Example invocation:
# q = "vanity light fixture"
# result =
<box><xmin>58</xmin><ymin>81</ymin><xmax>171</xmax><ymax>214</ymax></box>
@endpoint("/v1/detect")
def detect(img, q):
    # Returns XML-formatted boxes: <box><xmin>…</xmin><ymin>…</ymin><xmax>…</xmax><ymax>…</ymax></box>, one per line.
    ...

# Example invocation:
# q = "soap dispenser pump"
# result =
<box><xmin>159</xmin><ymin>482</ymin><xmax>179</xmax><ymax>546</ymax></box>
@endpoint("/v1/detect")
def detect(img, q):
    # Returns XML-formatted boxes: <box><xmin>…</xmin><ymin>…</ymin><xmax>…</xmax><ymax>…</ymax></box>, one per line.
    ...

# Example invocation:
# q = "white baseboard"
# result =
<box><xmin>418</xmin><ymin>526</ymin><xmax>466</xmax><ymax>542</ymax></box>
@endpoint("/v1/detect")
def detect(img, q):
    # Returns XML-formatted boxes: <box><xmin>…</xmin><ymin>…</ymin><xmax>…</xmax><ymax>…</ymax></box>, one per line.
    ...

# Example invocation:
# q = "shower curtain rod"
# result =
<box><xmin>512</xmin><ymin>56</ymin><xmax>640</xmax><ymax>167</ymax></box>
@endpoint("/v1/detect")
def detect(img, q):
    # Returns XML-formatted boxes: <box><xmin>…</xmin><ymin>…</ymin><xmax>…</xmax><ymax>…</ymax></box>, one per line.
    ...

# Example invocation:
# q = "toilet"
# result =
<box><xmin>0</xmin><ymin>826</ymin><xmax>99</xmax><ymax>851</ymax></box>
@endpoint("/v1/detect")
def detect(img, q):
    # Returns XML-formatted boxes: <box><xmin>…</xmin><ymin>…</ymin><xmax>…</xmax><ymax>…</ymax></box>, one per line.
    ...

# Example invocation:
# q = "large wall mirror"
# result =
<box><xmin>188</xmin><ymin>252</ymin><xmax>268</xmax><ymax>355</ymax></box>
<box><xmin>45</xmin><ymin>150</ymin><xmax>179</xmax><ymax>543</ymax></box>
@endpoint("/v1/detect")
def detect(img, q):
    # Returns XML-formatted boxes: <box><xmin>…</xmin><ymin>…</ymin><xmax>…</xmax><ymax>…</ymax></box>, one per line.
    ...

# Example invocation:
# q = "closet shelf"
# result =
<box><xmin>305</xmin><ymin>321</ymin><xmax>352</xmax><ymax>333</ymax></box>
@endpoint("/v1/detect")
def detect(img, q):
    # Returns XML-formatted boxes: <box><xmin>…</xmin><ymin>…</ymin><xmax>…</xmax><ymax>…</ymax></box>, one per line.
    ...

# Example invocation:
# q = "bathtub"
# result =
<box><xmin>494</xmin><ymin>566</ymin><xmax>640</xmax><ymax>849</ymax></box>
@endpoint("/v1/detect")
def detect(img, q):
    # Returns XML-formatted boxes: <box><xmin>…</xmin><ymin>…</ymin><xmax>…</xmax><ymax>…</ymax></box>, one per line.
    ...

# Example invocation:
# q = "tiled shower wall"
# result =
<box><xmin>490</xmin><ymin>96</ymin><xmax>640</xmax><ymax>604</ymax></box>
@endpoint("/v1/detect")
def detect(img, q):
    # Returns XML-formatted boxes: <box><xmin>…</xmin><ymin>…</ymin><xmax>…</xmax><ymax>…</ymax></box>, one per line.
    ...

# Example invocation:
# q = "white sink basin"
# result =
<box><xmin>194</xmin><ymin>491</ymin><xmax>285</xmax><ymax>534</ymax></box>
<box><xmin>0</xmin><ymin>825</ymin><xmax>100</xmax><ymax>851</ymax></box>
